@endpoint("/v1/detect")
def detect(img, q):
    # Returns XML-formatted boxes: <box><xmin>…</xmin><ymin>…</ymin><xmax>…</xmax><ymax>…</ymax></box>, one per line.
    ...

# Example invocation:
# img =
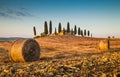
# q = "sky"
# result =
<box><xmin>0</xmin><ymin>0</ymin><xmax>120</xmax><ymax>38</ymax></box>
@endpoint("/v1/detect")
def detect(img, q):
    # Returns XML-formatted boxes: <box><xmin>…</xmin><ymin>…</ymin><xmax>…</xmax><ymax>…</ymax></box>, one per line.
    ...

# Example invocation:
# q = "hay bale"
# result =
<box><xmin>10</xmin><ymin>39</ymin><xmax>40</xmax><ymax>62</ymax></box>
<box><xmin>99</xmin><ymin>40</ymin><xmax>110</xmax><ymax>51</ymax></box>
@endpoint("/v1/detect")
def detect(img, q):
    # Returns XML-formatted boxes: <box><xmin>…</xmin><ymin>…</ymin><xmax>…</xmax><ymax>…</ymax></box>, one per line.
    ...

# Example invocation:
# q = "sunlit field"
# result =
<box><xmin>0</xmin><ymin>35</ymin><xmax>120</xmax><ymax>77</ymax></box>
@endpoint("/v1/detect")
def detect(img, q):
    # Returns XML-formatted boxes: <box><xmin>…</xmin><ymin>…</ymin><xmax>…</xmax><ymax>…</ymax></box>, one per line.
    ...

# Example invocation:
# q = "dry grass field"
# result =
<box><xmin>0</xmin><ymin>35</ymin><xmax>120</xmax><ymax>77</ymax></box>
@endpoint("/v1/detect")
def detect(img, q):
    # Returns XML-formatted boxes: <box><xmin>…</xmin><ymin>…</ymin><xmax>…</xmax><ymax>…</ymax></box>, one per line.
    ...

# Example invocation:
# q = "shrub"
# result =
<box><xmin>40</xmin><ymin>32</ymin><xmax>47</xmax><ymax>37</ymax></box>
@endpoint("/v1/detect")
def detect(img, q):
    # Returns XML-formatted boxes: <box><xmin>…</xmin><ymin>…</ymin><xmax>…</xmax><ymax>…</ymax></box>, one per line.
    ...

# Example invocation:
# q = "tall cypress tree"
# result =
<box><xmin>78</xmin><ymin>27</ymin><xmax>80</xmax><ymax>35</ymax></box>
<box><xmin>71</xmin><ymin>28</ymin><xmax>74</xmax><ymax>35</ymax></box>
<box><xmin>84</xmin><ymin>29</ymin><xmax>86</xmax><ymax>36</ymax></box>
<box><xmin>67</xmin><ymin>22</ymin><xmax>70</xmax><ymax>33</ymax></box>
<box><xmin>81</xmin><ymin>30</ymin><xmax>83</xmax><ymax>36</ymax></box>
<box><xmin>33</xmin><ymin>26</ymin><xmax>36</xmax><ymax>36</ymax></box>
<box><xmin>58</xmin><ymin>22</ymin><xmax>62</xmax><ymax>33</ymax></box>
<box><xmin>63</xmin><ymin>27</ymin><xmax>65</xmax><ymax>34</ymax></box>
<box><xmin>74</xmin><ymin>25</ymin><xmax>77</xmax><ymax>35</ymax></box>
<box><xmin>49</xmin><ymin>20</ymin><xmax>52</xmax><ymax>34</ymax></box>
<box><xmin>87</xmin><ymin>30</ymin><xmax>90</xmax><ymax>37</ymax></box>
<box><xmin>44</xmin><ymin>21</ymin><xmax>48</xmax><ymax>35</ymax></box>
<box><xmin>55</xmin><ymin>27</ymin><xmax>57</xmax><ymax>35</ymax></box>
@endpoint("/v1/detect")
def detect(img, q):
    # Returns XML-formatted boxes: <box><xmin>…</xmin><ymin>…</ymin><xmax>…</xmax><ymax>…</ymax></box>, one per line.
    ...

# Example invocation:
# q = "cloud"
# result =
<box><xmin>20</xmin><ymin>7</ymin><xmax>28</xmax><ymax>11</ymax></box>
<box><xmin>6</xmin><ymin>8</ymin><xmax>14</xmax><ymax>14</ymax></box>
<box><xmin>0</xmin><ymin>12</ymin><xmax>13</xmax><ymax>18</ymax></box>
<box><xmin>16</xmin><ymin>10</ymin><xmax>34</xmax><ymax>17</ymax></box>
<box><xmin>0</xmin><ymin>12</ymin><xmax>21</xmax><ymax>20</ymax></box>
<box><xmin>0</xmin><ymin>12</ymin><xmax>9</xmax><ymax>17</ymax></box>
<box><xmin>16</xmin><ymin>11</ymin><xmax>26</xmax><ymax>16</ymax></box>
<box><xmin>0</xmin><ymin>6</ymin><xmax>34</xmax><ymax>18</ymax></box>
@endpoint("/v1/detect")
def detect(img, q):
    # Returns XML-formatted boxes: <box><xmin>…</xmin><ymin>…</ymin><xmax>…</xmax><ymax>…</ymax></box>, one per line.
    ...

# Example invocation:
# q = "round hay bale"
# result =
<box><xmin>98</xmin><ymin>40</ymin><xmax>109</xmax><ymax>51</ymax></box>
<box><xmin>10</xmin><ymin>39</ymin><xmax>40</xmax><ymax>62</ymax></box>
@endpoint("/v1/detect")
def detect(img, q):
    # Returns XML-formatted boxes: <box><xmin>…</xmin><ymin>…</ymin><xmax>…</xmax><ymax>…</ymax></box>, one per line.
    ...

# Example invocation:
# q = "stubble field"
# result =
<box><xmin>0</xmin><ymin>35</ymin><xmax>120</xmax><ymax>77</ymax></box>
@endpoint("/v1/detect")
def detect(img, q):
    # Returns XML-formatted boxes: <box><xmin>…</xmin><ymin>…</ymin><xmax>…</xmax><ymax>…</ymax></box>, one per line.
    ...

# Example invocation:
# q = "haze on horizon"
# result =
<box><xmin>0</xmin><ymin>0</ymin><xmax>120</xmax><ymax>38</ymax></box>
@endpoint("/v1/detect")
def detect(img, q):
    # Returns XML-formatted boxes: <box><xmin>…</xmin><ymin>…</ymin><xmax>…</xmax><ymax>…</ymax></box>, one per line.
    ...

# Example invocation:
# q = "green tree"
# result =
<box><xmin>71</xmin><ymin>28</ymin><xmax>74</xmax><ymax>35</ymax></box>
<box><xmin>112</xmin><ymin>36</ymin><xmax>115</xmax><ymax>38</ymax></box>
<box><xmin>49</xmin><ymin>20</ymin><xmax>52</xmax><ymax>34</ymax></box>
<box><xmin>55</xmin><ymin>27</ymin><xmax>57</xmax><ymax>35</ymax></box>
<box><xmin>33</xmin><ymin>26</ymin><xmax>36</xmax><ymax>36</ymax></box>
<box><xmin>44</xmin><ymin>21</ymin><xmax>48</xmax><ymax>35</ymax></box>
<box><xmin>67</xmin><ymin>22</ymin><xmax>70</xmax><ymax>33</ymax></box>
<box><xmin>108</xmin><ymin>36</ymin><xmax>110</xmax><ymax>38</ymax></box>
<box><xmin>74</xmin><ymin>25</ymin><xmax>77</xmax><ymax>35</ymax></box>
<box><xmin>81</xmin><ymin>30</ymin><xmax>83</xmax><ymax>36</ymax></box>
<box><xmin>108</xmin><ymin>39</ymin><xmax>110</xmax><ymax>49</ymax></box>
<box><xmin>63</xmin><ymin>27</ymin><xmax>65</xmax><ymax>34</ymax></box>
<box><xmin>58</xmin><ymin>22</ymin><xmax>62</xmax><ymax>33</ymax></box>
<box><xmin>87</xmin><ymin>30</ymin><xmax>90</xmax><ymax>37</ymax></box>
<box><xmin>78</xmin><ymin>27</ymin><xmax>80</xmax><ymax>35</ymax></box>
<box><xmin>84</xmin><ymin>29</ymin><xmax>86</xmax><ymax>36</ymax></box>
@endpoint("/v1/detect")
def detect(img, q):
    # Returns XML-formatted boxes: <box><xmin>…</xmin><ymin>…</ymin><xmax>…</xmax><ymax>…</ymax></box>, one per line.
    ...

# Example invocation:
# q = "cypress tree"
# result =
<box><xmin>84</xmin><ymin>29</ymin><xmax>86</xmax><ymax>36</ymax></box>
<box><xmin>58</xmin><ymin>22</ymin><xmax>62</xmax><ymax>33</ymax></box>
<box><xmin>63</xmin><ymin>27</ymin><xmax>65</xmax><ymax>34</ymax></box>
<box><xmin>55</xmin><ymin>27</ymin><xmax>57</xmax><ymax>35</ymax></box>
<box><xmin>87</xmin><ymin>30</ymin><xmax>90</xmax><ymax>37</ymax></box>
<box><xmin>81</xmin><ymin>30</ymin><xmax>83</xmax><ymax>36</ymax></box>
<box><xmin>67</xmin><ymin>22</ymin><xmax>70</xmax><ymax>33</ymax></box>
<box><xmin>49</xmin><ymin>20</ymin><xmax>52</xmax><ymax>34</ymax></box>
<box><xmin>33</xmin><ymin>26</ymin><xmax>36</xmax><ymax>36</ymax></box>
<box><xmin>112</xmin><ymin>36</ymin><xmax>115</xmax><ymax>38</ymax></box>
<box><xmin>74</xmin><ymin>25</ymin><xmax>77</xmax><ymax>35</ymax></box>
<box><xmin>78</xmin><ymin>27</ymin><xmax>80</xmax><ymax>35</ymax></box>
<box><xmin>44</xmin><ymin>21</ymin><xmax>48</xmax><ymax>35</ymax></box>
<box><xmin>71</xmin><ymin>28</ymin><xmax>74</xmax><ymax>35</ymax></box>
<box><xmin>108</xmin><ymin>36</ymin><xmax>110</xmax><ymax>38</ymax></box>
<box><xmin>108</xmin><ymin>39</ymin><xmax>110</xmax><ymax>49</ymax></box>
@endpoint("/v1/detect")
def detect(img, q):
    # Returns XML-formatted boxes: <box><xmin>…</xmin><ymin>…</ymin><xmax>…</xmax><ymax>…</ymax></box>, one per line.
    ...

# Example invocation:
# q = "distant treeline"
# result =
<box><xmin>0</xmin><ymin>37</ymin><xmax>24</xmax><ymax>41</ymax></box>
